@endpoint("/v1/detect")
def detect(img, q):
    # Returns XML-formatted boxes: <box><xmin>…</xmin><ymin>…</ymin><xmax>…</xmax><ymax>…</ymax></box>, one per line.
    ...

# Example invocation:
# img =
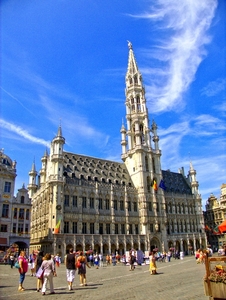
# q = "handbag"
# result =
<box><xmin>36</xmin><ymin>267</ymin><xmax>44</xmax><ymax>279</ymax></box>
<box><xmin>14</xmin><ymin>261</ymin><xmax>20</xmax><ymax>269</ymax></box>
<box><xmin>76</xmin><ymin>260</ymin><xmax>81</xmax><ymax>268</ymax></box>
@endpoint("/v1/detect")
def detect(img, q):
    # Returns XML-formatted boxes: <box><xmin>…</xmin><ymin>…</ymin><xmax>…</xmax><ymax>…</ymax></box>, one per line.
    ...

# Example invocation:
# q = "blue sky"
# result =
<box><xmin>1</xmin><ymin>0</ymin><xmax>225</xmax><ymax>209</ymax></box>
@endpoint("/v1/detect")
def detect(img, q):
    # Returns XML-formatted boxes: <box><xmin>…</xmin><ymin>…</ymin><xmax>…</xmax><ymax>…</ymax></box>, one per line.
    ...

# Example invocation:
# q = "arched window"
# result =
<box><xmin>136</xmin><ymin>96</ymin><xmax>141</xmax><ymax>111</ymax></box>
<box><xmin>140</xmin><ymin>124</ymin><xmax>144</xmax><ymax>144</ymax></box>
<box><xmin>131</xmin><ymin>98</ymin><xmax>135</xmax><ymax>111</ymax></box>
<box><xmin>152</xmin><ymin>158</ymin><xmax>156</xmax><ymax>173</ymax></box>
<box><xmin>145</xmin><ymin>156</ymin><xmax>149</xmax><ymax>171</ymax></box>
<box><xmin>147</xmin><ymin>176</ymin><xmax>151</xmax><ymax>192</ymax></box>
<box><xmin>134</xmin><ymin>75</ymin><xmax>138</xmax><ymax>84</ymax></box>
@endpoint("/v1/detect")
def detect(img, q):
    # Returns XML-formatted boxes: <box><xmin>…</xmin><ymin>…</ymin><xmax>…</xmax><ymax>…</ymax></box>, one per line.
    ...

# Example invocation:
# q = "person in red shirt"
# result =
<box><xmin>18</xmin><ymin>250</ymin><xmax>28</xmax><ymax>291</ymax></box>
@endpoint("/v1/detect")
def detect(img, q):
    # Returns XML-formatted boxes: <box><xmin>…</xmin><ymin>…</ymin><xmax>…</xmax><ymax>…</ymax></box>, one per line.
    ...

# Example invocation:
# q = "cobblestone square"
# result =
<box><xmin>0</xmin><ymin>256</ymin><xmax>208</xmax><ymax>300</ymax></box>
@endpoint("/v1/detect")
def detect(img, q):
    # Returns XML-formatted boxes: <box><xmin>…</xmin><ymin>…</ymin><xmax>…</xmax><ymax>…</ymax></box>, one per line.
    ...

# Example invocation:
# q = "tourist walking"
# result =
<box><xmin>99</xmin><ymin>253</ymin><xmax>103</xmax><ymax>267</ymax></box>
<box><xmin>35</xmin><ymin>250</ymin><xmax>44</xmax><ymax>292</ymax></box>
<box><xmin>149</xmin><ymin>251</ymin><xmax>157</xmax><ymax>275</ymax></box>
<box><xmin>65</xmin><ymin>248</ymin><xmax>76</xmax><ymax>290</ymax></box>
<box><xmin>9</xmin><ymin>253</ymin><xmax>15</xmax><ymax>268</ymax></box>
<box><xmin>18</xmin><ymin>250</ymin><xmax>28</xmax><ymax>291</ymax></box>
<box><xmin>129</xmin><ymin>249</ymin><xmax>136</xmax><ymax>271</ymax></box>
<box><xmin>3</xmin><ymin>254</ymin><xmax>8</xmax><ymax>265</ymax></box>
<box><xmin>29</xmin><ymin>250</ymin><xmax>36</xmax><ymax>276</ymax></box>
<box><xmin>106</xmin><ymin>254</ymin><xmax>110</xmax><ymax>265</ymax></box>
<box><xmin>77</xmin><ymin>251</ymin><xmax>91</xmax><ymax>286</ymax></box>
<box><xmin>40</xmin><ymin>253</ymin><xmax>57</xmax><ymax>295</ymax></box>
<box><xmin>94</xmin><ymin>253</ymin><xmax>100</xmax><ymax>269</ymax></box>
<box><xmin>55</xmin><ymin>254</ymin><xmax>61</xmax><ymax>267</ymax></box>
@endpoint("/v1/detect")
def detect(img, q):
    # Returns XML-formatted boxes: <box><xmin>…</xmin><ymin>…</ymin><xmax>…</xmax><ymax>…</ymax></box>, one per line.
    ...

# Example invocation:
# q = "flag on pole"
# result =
<box><xmin>152</xmin><ymin>179</ymin><xmax>158</xmax><ymax>191</ymax></box>
<box><xmin>54</xmin><ymin>218</ymin><xmax>61</xmax><ymax>234</ymax></box>
<box><xmin>212</xmin><ymin>225</ymin><xmax>220</xmax><ymax>235</ymax></box>
<box><xmin>205</xmin><ymin>225</ymin><xmax>211</xmax><ymax>231</ymax></box>
<box><xmin>159</xmin><ymin>179</ymin><xmax>166</xmax><ymax>190</ymax></box>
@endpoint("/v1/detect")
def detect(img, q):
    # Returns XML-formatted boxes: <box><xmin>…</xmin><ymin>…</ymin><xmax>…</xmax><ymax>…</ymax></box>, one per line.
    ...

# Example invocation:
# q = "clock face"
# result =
<box><xmin>56</xmin><ymin>205</ymin><xmax>62</xmax><ymax>210</ymax></box>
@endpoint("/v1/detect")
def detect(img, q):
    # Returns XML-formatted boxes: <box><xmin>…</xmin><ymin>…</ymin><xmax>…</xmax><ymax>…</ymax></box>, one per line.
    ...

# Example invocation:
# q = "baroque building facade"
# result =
<box><xmin>204</xmin><ymin>184</ymin><xmax>226</xmax><ymax>251</ymax></box>
<box><xmin>28</xmin><ymin>43</ymin><xmax>206</xmax><ymax>256</ymax></box>
<box><xmin>0</xmin><ymin>150</ymin><xmax>31</xmax><ymax>252</ymax></box>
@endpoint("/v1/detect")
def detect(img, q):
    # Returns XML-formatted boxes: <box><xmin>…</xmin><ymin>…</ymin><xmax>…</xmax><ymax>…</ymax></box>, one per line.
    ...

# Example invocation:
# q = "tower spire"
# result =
<box><xmin>127</xmin><ymin>41</ymin><xmax>141</xmax><ymax>83</ymax></box>
<box><xmin>122</xmin><ymin>41</ymin><xmax>151</xmax><ymax>156</ymax></box>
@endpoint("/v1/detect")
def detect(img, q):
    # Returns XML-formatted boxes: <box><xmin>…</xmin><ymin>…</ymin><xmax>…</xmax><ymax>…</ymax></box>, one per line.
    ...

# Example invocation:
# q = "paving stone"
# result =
<box><xmin>0</xmin><ymin>256</ymin><xmax>208</xmax><ymax>300</ymax></box>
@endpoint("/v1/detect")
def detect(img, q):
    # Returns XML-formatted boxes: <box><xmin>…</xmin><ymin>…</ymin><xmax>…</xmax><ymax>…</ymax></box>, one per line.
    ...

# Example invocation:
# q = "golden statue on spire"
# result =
<box><xmin>127</xmin><ymin>40</ymin><xmax>132</xmax><ymax>49</ymax></box>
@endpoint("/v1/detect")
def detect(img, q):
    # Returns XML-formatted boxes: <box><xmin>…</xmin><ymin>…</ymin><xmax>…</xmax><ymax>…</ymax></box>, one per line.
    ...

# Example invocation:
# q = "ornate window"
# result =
<box><xmin>128</xmin><ymin>201</ymin><xmax>131</xmax><ymax>211</ymax></box>
<box><xmin>72</xmin><ymin>196</ymin><xmax>77</xmax><ymax>207</ymax></box>
<box><xmin>64</xmin><ymin>195</ymin><xmax>69</xmax><ymax>207</ymax></box>
<box><xmin>82</xmin><ymin>197</ymin><xmax>87</xmax><ymax>208</ymax></box>
<box><xmin>4</xmin><ymin>182</ymin><xmax>11</xmax><ymax>193</ymax></box>
<box><xmin>99</xmin><ymin>223</ymin><xmax>103</xmax><ymax>234</ymax></box>
<box><xmin>2</xmin><ymin>204</ymin><xmax>9</xmax><ymax>218</ymax></box>
<box><xmin>98</xmin><ymin>198</ymin><xmax>103</xmax><ymax>210</ymax></box>
<box><xmin>19</xmin><ymin>208</ymin><xmax>24</xmax><ymax>220</ymax></box>
<box><xmin>105</xmin><ymin>199</ymin><xmax>110</xmax><ymax>210</ymax></box>
<box><xmin>64</xmin><ymin>221</ymin><xmax>69</xmax><ymax>233</ymax></box>
<box><xmin>13</xmin><ymin>208</ymin><xmax>17</xmax><ymax>219</ymax></box>
<box><xmin>90</xmin><ymin>223</ymin><xmax>94</xmax><ymax>234</ymax></box>
<box><xmin>90</xmin><ymin>198</ymin><xmax>94</xmax><ymax>209</ymax></box>
<box><xmin>133</xmin><ymin>202</ymin><xmax>137</xmax><ymax>212</ymax></box>
<box><xmin>0</xmin><ymin>224</ymin><xmax>7</xmax><ymax>232</ymax></box>
<box><xmin>115</xmin><ymin>224</ymin><xmax>118</xmax><ymax>234</ymax></box>
<box><xmin>106</xmin><ymin>223</ymin><xmax>110</xmax><ymax>234</ymax></box>
<box><xmin>26</xmin><ymin>209</ymin><xmax>29</xmax><ymax>220</ymax></box>
<box><xmin>113</xmin><ymin>200</ymin><xmax>117</xmax><ymax>210</ymax></box>
<box><xmin>82</xmin><ymin>222</ymin><xmax>87</xmax><ymax>234</ymax></box>
<box><xmin>72</xmin><ymin>222</ymin><xmax>77</xmax><ymax>233</ymax></box>
<box><xmin>121</xmin><ymin>224</ymin><xmax>125</xmax><ymax>234</ymax></box>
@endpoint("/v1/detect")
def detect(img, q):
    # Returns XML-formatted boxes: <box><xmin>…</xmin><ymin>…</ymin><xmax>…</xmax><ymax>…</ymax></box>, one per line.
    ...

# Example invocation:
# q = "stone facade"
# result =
<box><xmin>0</xmin><ymin>150</ymin><xmax>31</xmax><ymax>252</ymax></box>
<box><xmin>204</xmin><ymin>184</ymin><xmax>226</xmax><ymax>250</ymax></box>
<box><xmin>28</xmin><ymin>43</ymin><xmax>206</xmax><ymax>256</ymax></box>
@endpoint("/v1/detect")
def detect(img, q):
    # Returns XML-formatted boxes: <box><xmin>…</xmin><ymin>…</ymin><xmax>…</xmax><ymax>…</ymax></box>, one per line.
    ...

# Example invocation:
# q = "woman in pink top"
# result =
<box><xmin>18</xmin><ymin>250</ymin><xmax>28</xmax><ymax>291</ymax></box>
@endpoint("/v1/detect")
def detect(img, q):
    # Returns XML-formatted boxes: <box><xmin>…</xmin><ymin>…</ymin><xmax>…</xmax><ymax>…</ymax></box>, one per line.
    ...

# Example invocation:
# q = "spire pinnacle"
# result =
<box><xmin>57</xmin><ymin>125</ymin><xmax>62</xmax><ymax>137</ymax></box>
<box><xmin>31</xmin><ymin>158</ymin><xmax>36</xmax><ymax>171</ymax></box>
<box><xmin>126</xmin><ymin>41</ymin><xmax>140</xmax><ymax>79</ymax></box>
<box><xmin>127</xmin><ymin>40</ymin><xmax>133</xmax><ymax>50</ymax></box>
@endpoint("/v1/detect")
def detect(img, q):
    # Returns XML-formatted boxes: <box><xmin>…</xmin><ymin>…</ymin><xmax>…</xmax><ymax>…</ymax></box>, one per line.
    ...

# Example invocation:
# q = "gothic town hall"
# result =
<box><xmin>28</xmin><ymin>43</ymin><xmax>206</xmax><ymax>256</ymax></box>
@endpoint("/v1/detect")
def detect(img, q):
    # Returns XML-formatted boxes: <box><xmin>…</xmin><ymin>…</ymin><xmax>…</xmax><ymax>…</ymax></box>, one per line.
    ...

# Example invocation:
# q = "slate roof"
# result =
<box><xmin>63</xmin><ymin>151</ymin><xmax>132</xmax><ymax>186</ymax></box>
<box><xmin>162</xmin><ymin>170</ymin><xmax>192</xmax><ymax>195</ymax></box>
<box><xmin>62</xmin><ymin>152</ymin><xmax>192</xmax><ymax>195</ymax></box>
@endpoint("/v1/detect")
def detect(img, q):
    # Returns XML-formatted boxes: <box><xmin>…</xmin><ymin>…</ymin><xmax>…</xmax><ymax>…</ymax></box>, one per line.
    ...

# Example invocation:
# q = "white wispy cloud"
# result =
<box><xmin>37</xmin><ymin>94</ymin><xmax>110</xmax><ymax>150</ymax></box>
<box><xmin>200</xmin><ymin>78</ymin><xmax>226</xmax><ymax>97</ymax></box>
<box><xmin>0</xmin><ymin>86</ymin><xmax>38</xmax><ymax>118</ymax></box>
<box><xmin>130</xmin><ymin>0</ymin><xmax>218</xmax><ymax>113</ymax></box>
<box><xmin>0</xmin><ymin>119</ymin><xmax>50</xmax><ymax>147</ymax></box>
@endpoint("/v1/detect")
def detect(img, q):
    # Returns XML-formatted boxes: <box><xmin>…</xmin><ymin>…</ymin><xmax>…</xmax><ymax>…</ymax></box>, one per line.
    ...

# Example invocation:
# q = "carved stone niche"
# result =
<box><xmin>155</xmin><ymin>223</ymin><xmax>159</xmax><ymax>232</ymax></box>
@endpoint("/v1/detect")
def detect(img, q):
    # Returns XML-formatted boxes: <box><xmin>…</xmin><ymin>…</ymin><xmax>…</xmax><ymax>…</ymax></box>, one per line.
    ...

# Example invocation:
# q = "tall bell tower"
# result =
<box><xmin>121</xmin><ymin>42</ymin><xmax>166</xmax><ymax>235</ymax></box>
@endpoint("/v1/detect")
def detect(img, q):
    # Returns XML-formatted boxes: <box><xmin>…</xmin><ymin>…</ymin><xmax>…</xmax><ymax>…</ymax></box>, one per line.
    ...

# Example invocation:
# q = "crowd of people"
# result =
<box><xmin>3</xmin><ymin>244</ymin><xmax>225</xmax><ymax>295</ymax></box>
<box><xmin>13</xmin><ymin>249</ymin><xmax>95</xmax><ymax>295</ymax></box>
